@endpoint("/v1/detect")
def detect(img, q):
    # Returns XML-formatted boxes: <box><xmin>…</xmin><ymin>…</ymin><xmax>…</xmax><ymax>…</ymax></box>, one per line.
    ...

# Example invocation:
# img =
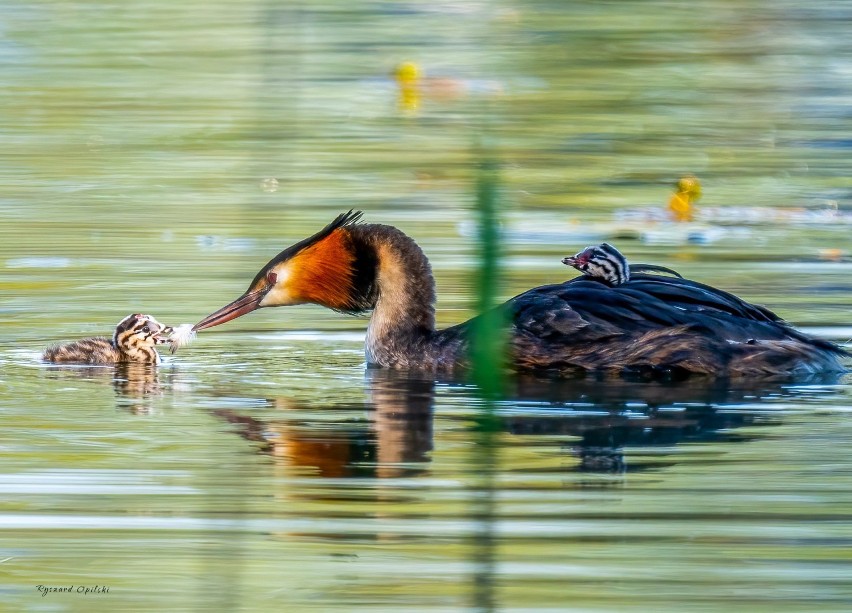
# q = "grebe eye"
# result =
<box><xmin>141</xmin><ymin>325</ymin><xmax>150</xmax><ymax>333</ymax></box>
<box><xmin>266</xmin><ymin>271</ymin><xmax>277</xmax><ymax>285</ymax></box>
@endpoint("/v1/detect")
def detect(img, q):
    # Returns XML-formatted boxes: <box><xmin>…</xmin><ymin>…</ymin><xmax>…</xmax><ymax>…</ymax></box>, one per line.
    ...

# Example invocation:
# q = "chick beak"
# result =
<box><xmin>193</xmin><ymin>287</ymin><xmax>269</xmax><ymax>332</ymax></box>
<box><xmin>563</xmin><ymin>253</ymin><xmax>591</xmax><ymax>268</ymax></box>
<box><xmin>154</xmin><ymin>325</ymin><xmax>174</xmax><ymax>345</ymax></box>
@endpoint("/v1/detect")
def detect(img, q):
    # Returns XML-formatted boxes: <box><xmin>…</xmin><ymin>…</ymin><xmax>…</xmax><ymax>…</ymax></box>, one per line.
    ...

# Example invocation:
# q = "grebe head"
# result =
<box><xmin>194</xmin><ymin>211</ymin><xmax>377</xmax><ymax>331</ymax></box>
<box><xmin>562</xmin><ymin>242</ymin><xmax>629</xmax><ymax>285</ymax></box>
<box><xmin>113</xmin><ymin>314</ymin><xmax>172</xmax><ymax>353</ymax></box>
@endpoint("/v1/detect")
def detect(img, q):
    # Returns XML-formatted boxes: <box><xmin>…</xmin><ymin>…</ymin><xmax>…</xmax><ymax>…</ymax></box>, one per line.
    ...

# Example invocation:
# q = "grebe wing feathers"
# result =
<box><xmin>623</xmin><ymin>277</ymin><xmax>839</xmax><ymax>350</ymax></box>
<box><xmin>505</xmin><ymin>283</ymin><xmax>728</xmax><ymax>375</ymax></box>
<box><xmin>568</xmin><ymin>286</ymin><xmax>691</xmax><ymax>329</ymax></box>
<box><xmin>502</xmin><ymin>280</ymin><xmax>847</xmax><ymax>375</ymax></box>
<box><xmin>510</xmin><ymin>288</ymin><xmax>600</xmax><ymax>338</ymax></box>
<box><xmin>508</xmin><ymin>278</ymin><xmax>843</xmax><ymax>351</ymax></box>
<box><xmin>629</xmin><ymin>264</ymin><xmax>683</xmax><ymax>278</ymax></box>
<box><xmin>625</xmin><ymin>274</ymin><xmax>781</xmax><ymax>323</ymax></box>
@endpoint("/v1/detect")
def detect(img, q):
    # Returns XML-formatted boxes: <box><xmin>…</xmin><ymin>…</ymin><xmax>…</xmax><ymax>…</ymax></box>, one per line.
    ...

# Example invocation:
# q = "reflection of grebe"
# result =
<box><xmin>193</xmin><ymin>211</ymin><xmax>848</xmax><ymax>377</ymax></box>
<box><xmin>209</xmin><ymin>370</ymin><xmax>844</xmax><ymax>476</ymax></box>
<box><xmin>43</xmin><ymin>314</ymin><xmax>173</xmax><ymax>365</ymax></box>
<box><xmin>212</xmin><ymin>369</ymin><xmax>433</xmax><ymax>479</ymax></box>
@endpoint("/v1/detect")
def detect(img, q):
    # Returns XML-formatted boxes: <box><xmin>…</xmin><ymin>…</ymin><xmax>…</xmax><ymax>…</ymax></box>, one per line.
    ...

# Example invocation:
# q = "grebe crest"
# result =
<box><xmin>44</xmin><ymin>314</ymin><xmax>173</xmax><ymax>365</ymax></box>
<box><xmin>194</xmin><ymin>211</ymin><xmax>381</xmax><ymax>326</ymax></box>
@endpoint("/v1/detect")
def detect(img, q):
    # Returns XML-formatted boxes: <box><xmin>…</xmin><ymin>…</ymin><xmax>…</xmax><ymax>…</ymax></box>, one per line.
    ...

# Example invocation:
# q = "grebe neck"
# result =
<box><xmin>349</xmin><ymin>224</ymin><xmax>437</xmax><ymax>367</ymax></box>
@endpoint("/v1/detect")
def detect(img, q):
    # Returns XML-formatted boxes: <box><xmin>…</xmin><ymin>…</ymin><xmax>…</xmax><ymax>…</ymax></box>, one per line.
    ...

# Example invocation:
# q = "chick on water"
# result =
<box><xmin>43</xmin><ymin>314</ymin><xmax>173</xmax><ymax>365</ymax></box>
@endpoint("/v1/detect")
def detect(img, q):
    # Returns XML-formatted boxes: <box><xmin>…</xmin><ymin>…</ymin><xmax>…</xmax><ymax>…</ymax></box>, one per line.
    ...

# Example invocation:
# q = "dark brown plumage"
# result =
<box><xmin>43</xmin><ymin>314</ymin><xmax>172</xmax><ymax>365</ymax></box>
<box><xmin>193</xmin><ymin>212</ymin><xmax>849</xmax><ymax>378</ymax></box>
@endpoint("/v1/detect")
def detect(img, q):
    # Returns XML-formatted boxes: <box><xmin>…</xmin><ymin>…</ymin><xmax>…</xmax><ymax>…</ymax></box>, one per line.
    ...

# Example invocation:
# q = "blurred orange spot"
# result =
<box><xmin>668</xmin><ymin>175</ymin><xmax>702</xmax><ymax>222</ymax></box>
<box><xmin>818</xmin><ymin>248</ymin><xmax>845</xmax><ymax>262</ymax></box>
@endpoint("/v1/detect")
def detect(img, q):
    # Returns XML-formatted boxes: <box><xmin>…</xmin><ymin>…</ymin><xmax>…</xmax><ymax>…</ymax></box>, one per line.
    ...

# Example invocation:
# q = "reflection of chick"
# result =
<box><xmin>43</xmin><ymin>314</ymin><xmax>172</xmax><ymax>365</ymax></box>
<box><xmin>668</xmin><ymin>175</ymin><xmax>702</xmax><ymax>222</ymax></box>
<box><xmin>113</xmin><ymin>363</ymin><xmax>163</xmax><ymax>398</ymax></box>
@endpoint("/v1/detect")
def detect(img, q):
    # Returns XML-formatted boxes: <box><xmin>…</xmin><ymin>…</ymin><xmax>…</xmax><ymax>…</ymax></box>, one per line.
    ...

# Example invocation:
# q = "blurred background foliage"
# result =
<box><xmin>2</xmin><ymin>0</ymin><xmax>851</xmax><ymax>339</ymax></box>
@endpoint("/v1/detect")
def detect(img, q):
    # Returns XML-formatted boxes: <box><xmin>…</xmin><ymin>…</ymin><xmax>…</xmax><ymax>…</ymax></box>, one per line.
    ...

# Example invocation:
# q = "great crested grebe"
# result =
<box><xmin>193</xmin><ymin>211</ymin><xmax>848</xmax><ymax>377</ymax></box>
<box><xmin>562</xmin><ymin>242</ymin><xmax>682</xmax><ymax>286</ymax></box>
<box><xmin>43</xmin><ymin>314</ymin><xmax>173</xmax><ymax>365</ymax></box>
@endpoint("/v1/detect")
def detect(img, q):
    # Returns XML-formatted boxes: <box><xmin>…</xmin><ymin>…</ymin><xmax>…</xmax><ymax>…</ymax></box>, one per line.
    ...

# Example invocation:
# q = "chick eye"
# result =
<box><xmin>141</xmin><ymin>325</ymin><xmax>150</xmax><ymax>333</ymax></box>
<box><xmin>266</xmin><ymin>271</ymin><xmax>277</xmax><ymax>285</ymax></box>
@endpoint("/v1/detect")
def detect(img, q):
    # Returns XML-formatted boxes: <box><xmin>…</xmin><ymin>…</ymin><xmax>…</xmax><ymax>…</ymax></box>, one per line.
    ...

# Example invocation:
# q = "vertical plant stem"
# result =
<box><xmin>469</xmin><ymin>149</ymin><xmax>504</xmax><ymax>613</ymax></box>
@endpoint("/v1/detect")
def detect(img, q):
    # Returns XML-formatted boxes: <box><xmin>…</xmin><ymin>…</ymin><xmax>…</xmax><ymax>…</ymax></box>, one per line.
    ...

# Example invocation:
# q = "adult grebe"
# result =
<box><xmin>43</xmin><ymin>314</ymin><xmax>173</xmax><ymax>365</ymax></box>
<box><xmin>562</xmin><ymin>242</ymin><xmax>682</xmax><ymax>286</ymax></box>
<box><xmin>193</xmin><ymin>211</ymin><xmax>848</xmax><ymax>377</ymax></box>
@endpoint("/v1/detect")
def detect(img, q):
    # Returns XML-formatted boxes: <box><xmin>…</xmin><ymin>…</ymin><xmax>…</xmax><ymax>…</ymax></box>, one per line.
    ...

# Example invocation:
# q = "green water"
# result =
<box><xmin>2</xmin><ymin>1</ymin><xmax>852</xmax><ymax>611</ymax></box>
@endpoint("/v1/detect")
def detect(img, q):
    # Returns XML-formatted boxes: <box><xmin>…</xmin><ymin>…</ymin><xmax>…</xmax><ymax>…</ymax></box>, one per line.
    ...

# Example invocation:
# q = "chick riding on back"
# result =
<box><xmin>562</xmin><ymin>242</ymin><xmax>683</xmax><ymax>285</ymax></box>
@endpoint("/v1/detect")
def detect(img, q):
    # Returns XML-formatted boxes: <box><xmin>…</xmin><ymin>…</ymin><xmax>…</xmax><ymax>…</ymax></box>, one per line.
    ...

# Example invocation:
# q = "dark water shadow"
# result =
<box><xmin>499</xmin><ymin>374</ymin><xmax>836</xmax><ymax>473</ymax></box>
<box><xmin>204</xmin><ymin>369</ymin><xmax>845</xmax><ymax>477</ymax></box>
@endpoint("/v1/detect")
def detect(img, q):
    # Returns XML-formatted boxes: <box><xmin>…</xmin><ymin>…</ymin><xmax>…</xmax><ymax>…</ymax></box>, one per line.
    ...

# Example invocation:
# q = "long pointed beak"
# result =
<box><xmin>561</xmin><ymin>256</ymin><xmax>577</xmax><ymax>266</ymax></box>
<box><xmin>193</xmin><ymin>288</ymin><xmax>268</xmax><ymax>332</ymax></box>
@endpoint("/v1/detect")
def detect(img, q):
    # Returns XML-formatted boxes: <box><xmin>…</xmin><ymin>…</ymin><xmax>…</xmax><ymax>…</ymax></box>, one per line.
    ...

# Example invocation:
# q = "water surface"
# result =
<box><xmin>2</xmin><ymin>1</ymin><xmax>852</xmax><ymax>611</ymax></box>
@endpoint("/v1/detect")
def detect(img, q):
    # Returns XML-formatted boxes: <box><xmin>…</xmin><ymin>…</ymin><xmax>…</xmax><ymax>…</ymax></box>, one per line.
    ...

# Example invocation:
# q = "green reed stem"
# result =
<box><xmin>470</xmin><ymin>155</ymin><xmax>506</xmax><ymax>397</ymax></box>
<box><xmin>469</xmin><ymin>149</ymin><xmax>504</xmax><ymax>613</ymax></box>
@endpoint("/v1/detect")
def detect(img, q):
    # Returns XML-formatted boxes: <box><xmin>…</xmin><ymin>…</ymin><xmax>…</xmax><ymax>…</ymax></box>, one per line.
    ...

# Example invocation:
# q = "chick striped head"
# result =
<box><xmin>562</xmin><ymin>243</ymin><xmax>629</xmax><ymax>285</ymax></box>
<box><xmin>113</xmin><ymin>314</ymin><xmax>172</xmax><ymax>351</ymax></box>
